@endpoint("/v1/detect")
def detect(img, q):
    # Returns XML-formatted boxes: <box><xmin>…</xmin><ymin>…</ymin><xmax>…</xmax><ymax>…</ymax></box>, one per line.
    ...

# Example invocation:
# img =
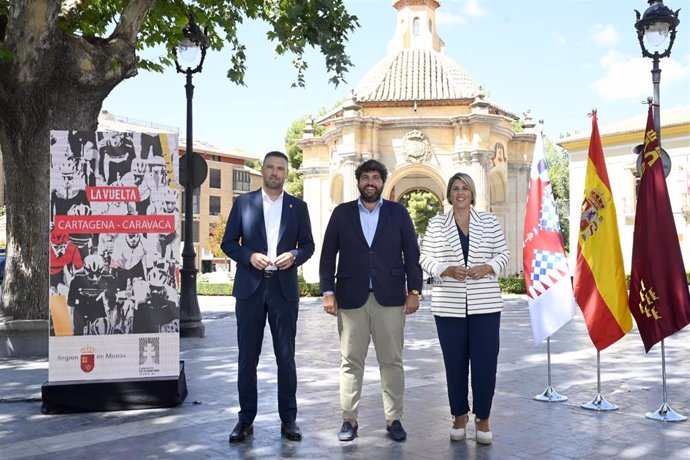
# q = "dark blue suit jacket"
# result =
<box><xmin>319</xmin><ymin>199</ymin><xmax>423</xmax><ymax>309</ymax></box>
<box><xmin>221</xmin><ymin>189</ymin><xmax>314</xmax><ymax>302</ymax></box>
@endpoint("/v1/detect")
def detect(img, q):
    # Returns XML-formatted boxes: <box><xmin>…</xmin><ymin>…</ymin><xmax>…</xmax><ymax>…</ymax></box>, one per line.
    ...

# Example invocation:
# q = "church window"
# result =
<box><xmin>413</xmin><ymin>18</ymin><xmax>420</xmax><ymax>36</ymax></box>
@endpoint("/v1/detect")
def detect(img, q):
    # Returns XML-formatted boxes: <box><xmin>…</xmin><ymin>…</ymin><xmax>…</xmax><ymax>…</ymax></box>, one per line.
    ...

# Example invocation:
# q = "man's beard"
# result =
<box><xmin>358</xmin><ymin>185</ymin><xmax>382</xmax><ymax>203</ymax></box>
<box><xmin>264</xmin><ymin>177</ymin><xmax>284</xmax><ymax>190</ymax></box>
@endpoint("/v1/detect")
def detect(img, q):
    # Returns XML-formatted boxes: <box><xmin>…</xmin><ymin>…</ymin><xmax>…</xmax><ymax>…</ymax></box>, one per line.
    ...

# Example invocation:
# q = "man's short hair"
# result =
<box><xmin>355</xmin><ymin>159</ymin><xmax>388</xmax><ymax>183</ymax></box>
<box><xmin>263</xmin><ymin>151</ymin><xmax>289</xmax><ymax>164</ymax></box>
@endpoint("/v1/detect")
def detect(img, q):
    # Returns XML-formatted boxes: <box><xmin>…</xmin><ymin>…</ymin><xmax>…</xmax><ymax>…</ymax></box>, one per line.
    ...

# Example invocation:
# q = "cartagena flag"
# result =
<box><xmin>629</xmin><ymin>106</ymin><xmax>690</xmax><ymax>352</ymax></box>
<box><xmin>523</xmin><ymin>130</ymin><xmax>578</xmax><ymax>344</ymax></box>
<box><xmin>573</xmin><ymin>111</ymin><xmax>632</xmax><ymax>351</ymax></box>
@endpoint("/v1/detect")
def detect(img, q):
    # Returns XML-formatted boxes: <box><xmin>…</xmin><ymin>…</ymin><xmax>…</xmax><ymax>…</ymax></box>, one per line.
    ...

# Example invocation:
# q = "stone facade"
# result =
<box><xmin>297</xmin><ymin>0</ymin><xmax>535</xmax><ymax>281</ymax></box>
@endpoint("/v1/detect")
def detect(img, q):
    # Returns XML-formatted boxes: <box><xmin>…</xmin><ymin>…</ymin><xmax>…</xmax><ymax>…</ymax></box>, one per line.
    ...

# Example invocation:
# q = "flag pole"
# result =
<box><xmin>580</xmin><ymin>350</ymin><xmax>617</xmax><ymax>411</ymax></box>
<box><xmin>645</xmin><ymin>339</ymin><xmax>687</xmax><ymax>422</ymax></box>
<box><xmin>533</xmin><ymin>337</ymin><xmax>568</xmax><ymax>402</ymax></box>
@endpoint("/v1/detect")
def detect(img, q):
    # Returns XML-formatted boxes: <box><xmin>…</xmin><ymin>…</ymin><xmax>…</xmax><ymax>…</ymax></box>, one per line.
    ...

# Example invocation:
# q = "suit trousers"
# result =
<box><xmin>337</xmin><ymin>293</ymin><xmax>406</xmax><ymax>421</ymax></box>
<box><xmin>235</xmin><ymin>275</ymin><xmax>299</xmax><ymax>424</ymax></box>
<box><xmin>434</xmin><ymin>312</ymin><xmax>501</xmax><ymax>420</ymax></box>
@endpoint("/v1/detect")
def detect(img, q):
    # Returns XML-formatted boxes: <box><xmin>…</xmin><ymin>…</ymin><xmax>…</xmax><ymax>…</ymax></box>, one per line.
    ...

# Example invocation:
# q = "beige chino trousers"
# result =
<box><xmin>337</xmin><ymin>293</ymin><xmax>406</xmax><ymax>421</ymax></box>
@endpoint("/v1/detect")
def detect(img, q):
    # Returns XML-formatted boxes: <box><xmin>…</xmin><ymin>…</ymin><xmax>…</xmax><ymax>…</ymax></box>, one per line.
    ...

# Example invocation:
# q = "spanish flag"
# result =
<box><xmin>628</xmin><ymin>106</ymin><xmax>690</xmax><ymax>352</ymax></box>
<box><xmin>574</xmin><ymin>111</ymin><xmax>631</xmax><ymax>350</ymax></box>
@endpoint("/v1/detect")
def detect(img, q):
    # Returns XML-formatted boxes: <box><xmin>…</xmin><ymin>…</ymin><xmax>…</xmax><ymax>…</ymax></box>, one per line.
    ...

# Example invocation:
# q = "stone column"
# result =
<box><xmin>340</xmin><ymin>154</ymin><xmax>359</xmax><ymax>202</ymax></box>
<box><xmin>301</xmin><ymin>165</ymin><xmax>331</xmax><ymax>283</ymax></box>
<box><xmin>470</xmin><ymin>150</ymin><xmax>491</xmax><ymax>212</ymax></box>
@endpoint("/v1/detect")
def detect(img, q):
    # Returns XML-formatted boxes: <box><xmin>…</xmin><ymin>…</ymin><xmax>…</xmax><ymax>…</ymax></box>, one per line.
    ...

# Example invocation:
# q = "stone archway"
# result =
<box><xmin>384</xmin><ymin>164</ymin><xmax>447</xmax><ymax>212</ymax></box>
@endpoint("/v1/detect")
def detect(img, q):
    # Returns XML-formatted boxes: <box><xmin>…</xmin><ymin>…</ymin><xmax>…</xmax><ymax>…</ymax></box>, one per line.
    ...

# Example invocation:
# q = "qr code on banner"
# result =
<box><xmin>139</xmin><ymin>337</ymin><xmax>160</xmax><ymax>366</ymax></box>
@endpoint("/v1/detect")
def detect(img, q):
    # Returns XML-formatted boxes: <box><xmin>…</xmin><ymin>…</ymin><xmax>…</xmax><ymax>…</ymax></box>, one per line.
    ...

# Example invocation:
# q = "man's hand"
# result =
<box><xmin>404</xmin><ymin>293</ymin><xmax>420</xmax><ymax>315</ymax></box>
<box><xmin>250</xmin><ymin>252</ymin><xmax>273</xmax><ymax>270</ymax></box>
<box><xmin>273</xmin><ymin>252</ymin><xmax>296</xmax><ymax>270</ymax></box>
<box><xmin>323</xmin><ymin>293</ymin><xmax>338</xmax><ymax>316</ymax></box>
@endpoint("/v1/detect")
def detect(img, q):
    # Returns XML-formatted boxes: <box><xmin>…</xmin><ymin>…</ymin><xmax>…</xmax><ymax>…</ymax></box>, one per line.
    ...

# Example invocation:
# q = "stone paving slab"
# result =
<box><xmin>0</xmin><ymin>295</ymin><xmax>688</xmax><ymax>459</ymax></box>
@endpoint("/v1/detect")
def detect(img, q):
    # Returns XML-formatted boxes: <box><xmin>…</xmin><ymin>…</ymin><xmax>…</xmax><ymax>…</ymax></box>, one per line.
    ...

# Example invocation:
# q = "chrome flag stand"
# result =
<box><xmin>645</xmin><ymin>340</ymin><xmax>686</xmax><ymax>422</ymax></box>
<box><xmin>580</xmin><ymin>350</ymin><xmax>617</xmax><ymax>411</ymax></box>
<box><xmin>533</xmin><ymin>337</ymin><xmax>568</xmax><ymax>402</ymax></box>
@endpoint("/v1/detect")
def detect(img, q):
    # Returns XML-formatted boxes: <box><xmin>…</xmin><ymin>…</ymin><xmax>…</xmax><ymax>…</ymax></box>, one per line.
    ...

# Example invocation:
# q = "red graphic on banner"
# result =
<box><xmin>80</xmin><ymin>346</ymin><xmax>95</xmax><ymax>373</ymax></box>
<box><xmin>54</xmin><ymin>215</ymin><xmax>175</xmax><ymax>234</ymax></box>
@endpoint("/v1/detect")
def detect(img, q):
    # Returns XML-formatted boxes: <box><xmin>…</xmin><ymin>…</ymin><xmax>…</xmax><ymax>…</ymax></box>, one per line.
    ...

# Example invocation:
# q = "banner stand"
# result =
<box><xmin>533</xmin><ymin>337</ymin><xmax>568</xmax><ymax>402</ymax></box>
<box><xmin>645</xmin><ymin>340</ymin><xmax>686</xmax><ymax>422</ymax></box>
<box><xmin>40</xmin><ymin>361</ymin><xmax>187</xmax><ymax>414</ymax></box>
<box><xmin>580</xmin><ymin>350</ymin><xmax>618</xmax><ymax>411</ymax></box>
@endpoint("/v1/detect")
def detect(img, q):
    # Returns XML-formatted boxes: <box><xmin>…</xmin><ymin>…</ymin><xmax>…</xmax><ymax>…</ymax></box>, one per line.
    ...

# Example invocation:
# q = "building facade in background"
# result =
<box><xmin>561</xmin><ymin>106</ymin><xmax>690</xmax><ymax>273</ymax></box>
<box><xmin>297</xmin><ymin>0</ymin><xmax>536</xmax><ymax>281</ymax></box>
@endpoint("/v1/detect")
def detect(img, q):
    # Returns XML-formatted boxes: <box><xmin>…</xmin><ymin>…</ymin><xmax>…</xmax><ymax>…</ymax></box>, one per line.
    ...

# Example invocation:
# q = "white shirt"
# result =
<box><xmin>262</xmin><ymin>189</ymin><xmax>283</xmax><ymax>271</ymax></box>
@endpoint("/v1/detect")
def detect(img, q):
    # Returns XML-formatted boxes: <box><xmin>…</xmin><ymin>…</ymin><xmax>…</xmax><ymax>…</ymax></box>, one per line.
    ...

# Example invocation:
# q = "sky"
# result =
<box><xmin>103</xmin><ymin>0</ymin><xmax>690</xmax><ymax>158</ymax></box>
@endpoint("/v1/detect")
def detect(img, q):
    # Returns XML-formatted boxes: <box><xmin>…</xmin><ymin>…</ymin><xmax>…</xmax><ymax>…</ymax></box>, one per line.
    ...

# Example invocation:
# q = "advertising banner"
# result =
<box><xmin>48</xmin><ymin>130</ymin><xmax>180</xmax><ymax>382</ymax></box>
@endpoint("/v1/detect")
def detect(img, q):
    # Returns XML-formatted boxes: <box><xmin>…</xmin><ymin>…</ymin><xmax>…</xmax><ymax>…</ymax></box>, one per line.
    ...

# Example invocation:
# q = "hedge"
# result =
<box><xmin>196</xmin><ymin>276</ymin><xmax>529</xmax><ymax>296</ymax></box>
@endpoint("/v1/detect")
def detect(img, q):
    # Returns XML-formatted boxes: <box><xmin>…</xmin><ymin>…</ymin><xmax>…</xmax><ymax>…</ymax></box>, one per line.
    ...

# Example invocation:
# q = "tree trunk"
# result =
<box><xmin>0</xmin><ymin>1</ymin><xmax>143</xmax><ymax>319</ymax></box>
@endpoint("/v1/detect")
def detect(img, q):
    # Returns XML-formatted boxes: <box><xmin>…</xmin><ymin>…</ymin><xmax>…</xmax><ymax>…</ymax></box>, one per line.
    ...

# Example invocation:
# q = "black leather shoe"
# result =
<box><xmin>338</xmin><ymin>421</ymin><xmax>358</xmax><ymax>441</ymax></box>
<box><xmin>386</xmin><ymin>420</ymin><xmax>407</xmax><ymax>441</ymax></box>
<box><xmin>229</xmin><ymin>421</ymin><xmax>253</xmax><ymax>443</ymax></box>
<box><xmin>281</xmin><ymin>420</ymin><xmax>302</xmax><ymax>441</ymax></box>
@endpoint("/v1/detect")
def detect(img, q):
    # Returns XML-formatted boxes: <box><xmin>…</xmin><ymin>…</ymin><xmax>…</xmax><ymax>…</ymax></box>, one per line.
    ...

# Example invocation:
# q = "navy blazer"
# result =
<box><xmin>221</xmin><ymin>189</ymin><xmax>314</xmax><ymax>302</ymax></box>
<box><xmin>319</xmin><ymin>199</ymin><xmax>423</xmax><ymax>309</ymax></box>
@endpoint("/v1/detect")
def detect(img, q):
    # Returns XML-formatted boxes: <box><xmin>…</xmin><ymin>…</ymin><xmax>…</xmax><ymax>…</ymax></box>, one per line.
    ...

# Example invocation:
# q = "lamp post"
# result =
<box><xmin>634</xmin><ymin>0</ymin><xmax>683</xmax><ymax>422</ymax></box>
<box><xmin>173</xmin><ymin>14</ymin><xmax>209</xmax><ymax>338</ymax></box>
<box><xmin>634</xmin><ymin>0</ymin><xmax>680</xmax><ymax>143</ymax></box>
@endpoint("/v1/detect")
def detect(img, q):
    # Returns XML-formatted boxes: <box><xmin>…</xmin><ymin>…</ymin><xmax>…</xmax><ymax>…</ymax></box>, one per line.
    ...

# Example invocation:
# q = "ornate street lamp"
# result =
<box><xmin>635</xmin><ymin>1</ymin><xmax>683</xmax><ymax>422</ymax></box>
<box><xmin>634</xmin><ymin>0</ymin><xmax>681</xmax><ymax>142</ymax></box>
<box><xmin>173</xmin><ymin>13</ymin><xmax>209</xmax><ymax>338</ymax></box>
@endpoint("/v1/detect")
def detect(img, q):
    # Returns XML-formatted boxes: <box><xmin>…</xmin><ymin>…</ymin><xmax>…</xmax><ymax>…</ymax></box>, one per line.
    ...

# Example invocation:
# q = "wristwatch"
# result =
<box><xmin>408</xmin><ymin>289</ymin><xmax>420</xmax><ymax>296</ymax></box>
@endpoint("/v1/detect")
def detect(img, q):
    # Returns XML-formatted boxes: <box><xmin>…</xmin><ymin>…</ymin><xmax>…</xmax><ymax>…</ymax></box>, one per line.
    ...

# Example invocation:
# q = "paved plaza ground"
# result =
<box><xmin>1</xmin><ymin>294</ymin><xmax>688</xmax><ymax>459</ymax></box>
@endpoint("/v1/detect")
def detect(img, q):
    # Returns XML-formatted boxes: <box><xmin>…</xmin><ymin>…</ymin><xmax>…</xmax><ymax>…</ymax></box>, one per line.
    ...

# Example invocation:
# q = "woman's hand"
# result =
<box><xmin>467</xmin><ymin>264</ymin><xmax>494</xmax><ymax>280</ymax></box>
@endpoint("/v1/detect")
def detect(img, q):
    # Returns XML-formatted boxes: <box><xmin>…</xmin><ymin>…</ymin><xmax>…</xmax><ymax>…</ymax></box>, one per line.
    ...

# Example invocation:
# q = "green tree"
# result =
<box><xmin>0</xmin><ymin>1</ymin><xmax>359</xmax><ymax>319</ymax></box>
<box><xmin>399</xmin><ymin>191</ymin><xmax>441</xmax><ymax>236</ymax></box>
<box><xmin>208</xmin><ymin>216</ymin><xmax>227</xmax><ymax>258</ymax></box>
<box><xmin>544</xmin><ymin>136</ymin><xmax>570</xmax><ymax>252</ymax></box>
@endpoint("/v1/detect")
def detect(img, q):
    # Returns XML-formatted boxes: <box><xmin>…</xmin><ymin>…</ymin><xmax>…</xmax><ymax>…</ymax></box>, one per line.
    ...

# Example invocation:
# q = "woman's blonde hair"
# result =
<box><xmin>446</xmin><ymin>172</ymin><xmax>476</xmax><ymax>206</ymax></box>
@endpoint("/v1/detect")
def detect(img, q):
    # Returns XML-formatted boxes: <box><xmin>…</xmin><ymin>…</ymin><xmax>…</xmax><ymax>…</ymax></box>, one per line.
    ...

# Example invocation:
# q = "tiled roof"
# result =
<box><xmin>354</xmin><ymin>49</ymin><xmax>481</xmax><ymax>102</ymax></box>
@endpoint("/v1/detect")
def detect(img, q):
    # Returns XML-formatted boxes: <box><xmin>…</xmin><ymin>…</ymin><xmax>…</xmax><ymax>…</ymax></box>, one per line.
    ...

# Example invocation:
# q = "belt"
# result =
<box><xmin>368</xmin><ymin>288</ymin><xmax>374</xmax><ymax>292</ymax></box>
<box><xmin>263</xmin><ymin>270</ymin><xmax>276</xmax><ymax>278</ymax></box>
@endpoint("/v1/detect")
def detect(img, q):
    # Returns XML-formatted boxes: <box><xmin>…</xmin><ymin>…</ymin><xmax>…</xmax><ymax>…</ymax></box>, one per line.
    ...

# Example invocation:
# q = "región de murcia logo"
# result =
<box><xmin>80</xmin><ymin>345</ymin><xmax>96</xmax><ymax>373</ymax></box>
<box><xmin>636</xmin><ymin>279</ymin><xmax>662</xmax><ymax>321</ymax></box>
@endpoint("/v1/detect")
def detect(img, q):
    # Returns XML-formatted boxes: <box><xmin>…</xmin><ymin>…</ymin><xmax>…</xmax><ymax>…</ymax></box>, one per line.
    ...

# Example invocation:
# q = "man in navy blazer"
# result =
<box><xmin>320</xmin><ymin>159</ymin><xmax>423</xmax><ymax>442</ymax></box>
<box><xmin>222</xmin><ymin>151</ymin><xmax>314</xmax><ymax>443</ymax></box>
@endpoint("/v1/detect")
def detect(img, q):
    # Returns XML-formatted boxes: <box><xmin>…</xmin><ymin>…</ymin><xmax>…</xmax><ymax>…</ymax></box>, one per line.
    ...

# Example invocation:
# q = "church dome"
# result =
<box><xmin>354</xmin><ymin>48</ymin><xmax>481</xmax><ymax>103</ymax></box>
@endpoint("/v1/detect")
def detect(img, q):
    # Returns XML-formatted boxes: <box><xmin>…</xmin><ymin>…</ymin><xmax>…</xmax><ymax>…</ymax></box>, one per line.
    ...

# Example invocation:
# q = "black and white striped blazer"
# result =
<box><xmin>420</xmin><ymin>208</ymin><xmax>510</xmax><ymax>317</ymax></box>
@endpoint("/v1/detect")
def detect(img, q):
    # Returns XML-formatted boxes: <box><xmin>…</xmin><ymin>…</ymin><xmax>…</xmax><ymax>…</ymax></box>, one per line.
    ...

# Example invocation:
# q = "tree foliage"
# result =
<box><xmin>0</xmin><ymin>1</ymin><xmax>359</xmax><ymax>319</ymax></box>
<box><xmin>208</xmin><ymin>215</ymin><xmax>227</xmax><ymax>258</ymax></box>
<box><xmin>399</xmin><ymin>191</ymin><xmax>442</xmax><ymax>237</ymax></box>
<box><xmin>544</xmin><ymin>136</ymin><xmax>570</xmax><ymax>252</ymax></box>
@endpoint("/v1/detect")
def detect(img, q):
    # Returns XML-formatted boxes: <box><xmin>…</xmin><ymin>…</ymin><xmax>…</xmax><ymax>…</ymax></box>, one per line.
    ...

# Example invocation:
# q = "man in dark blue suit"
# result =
<box><xmin>222</xmin><ymin>151</ymin><xmax>314</xmax><ymax>443</ymax></box>
<box><xmin>320</xmin><ymin>159</ymin><xmax>423</xmax><ymax>442</ymax></box>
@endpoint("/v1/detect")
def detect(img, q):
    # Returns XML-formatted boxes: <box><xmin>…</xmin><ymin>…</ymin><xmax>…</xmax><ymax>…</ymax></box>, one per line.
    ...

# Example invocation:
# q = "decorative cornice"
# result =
<box><xmin>300</xmin><ymin>166</ymin><xmax>330</xmax><ymax>176</ymax></box>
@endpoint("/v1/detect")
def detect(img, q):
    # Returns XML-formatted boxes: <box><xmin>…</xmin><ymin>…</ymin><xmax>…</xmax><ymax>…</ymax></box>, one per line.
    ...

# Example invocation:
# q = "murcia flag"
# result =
<box><xmin>629</xmin><ymin>106</ymin><xmax>690</xmax><ymax>352</ymax></box>
<box><xmin>574</xmin><ymin>111</ymin><xmax>632</xmax><ymax>350</ymax></box>
<box><xmin>523</xmin><ymin>130</ymin><xmax>578</xmax><ymax>344</ymax></box>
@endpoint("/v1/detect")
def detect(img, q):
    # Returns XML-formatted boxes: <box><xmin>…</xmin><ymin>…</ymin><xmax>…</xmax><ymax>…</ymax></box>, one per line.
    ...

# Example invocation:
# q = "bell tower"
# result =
<box><xmin>388</xmin><ymin>0</ymin><xmax>445</xmax><ymax>55</ymax></box>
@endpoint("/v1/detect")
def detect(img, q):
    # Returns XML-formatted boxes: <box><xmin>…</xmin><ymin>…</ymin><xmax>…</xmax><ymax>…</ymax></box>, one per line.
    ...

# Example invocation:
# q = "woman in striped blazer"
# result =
<box><xmin>420</xmin><ymin>172</ymin><xmax>510</xmax><ymax>445</ymax></box>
